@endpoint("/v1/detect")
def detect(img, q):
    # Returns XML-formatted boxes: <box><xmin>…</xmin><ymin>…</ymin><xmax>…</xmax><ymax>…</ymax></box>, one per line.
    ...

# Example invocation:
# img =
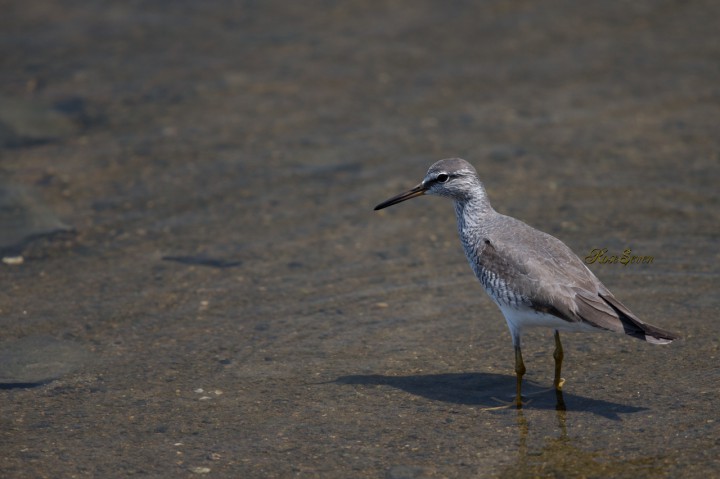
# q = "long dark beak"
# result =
<box><xmin>374</xmin><ymin>183</ymin><xmax>427</xmax><ymax>210</ymax></box>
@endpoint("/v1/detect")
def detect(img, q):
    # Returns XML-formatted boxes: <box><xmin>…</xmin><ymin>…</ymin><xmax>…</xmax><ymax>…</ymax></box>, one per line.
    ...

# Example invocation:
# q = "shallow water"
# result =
<box><xmin>1</xmin><ymin>0</ymin><xmax>719</xmax><ymax>477</ymax></box>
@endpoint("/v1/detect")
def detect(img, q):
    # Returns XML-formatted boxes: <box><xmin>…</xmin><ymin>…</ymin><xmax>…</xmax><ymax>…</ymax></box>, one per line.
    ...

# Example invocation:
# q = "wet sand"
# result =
<box><xmin>1</xmin><ymin>1</ymin><xmax>719</xmax><ymax>477</ymax></box>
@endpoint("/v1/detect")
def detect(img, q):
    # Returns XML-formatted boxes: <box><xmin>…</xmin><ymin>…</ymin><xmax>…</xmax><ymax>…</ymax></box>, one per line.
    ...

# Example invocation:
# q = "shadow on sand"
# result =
<box><xmin>335</xmin><ymin>372</ymin><xmax>646</xmax><ymax>420</ymax></box>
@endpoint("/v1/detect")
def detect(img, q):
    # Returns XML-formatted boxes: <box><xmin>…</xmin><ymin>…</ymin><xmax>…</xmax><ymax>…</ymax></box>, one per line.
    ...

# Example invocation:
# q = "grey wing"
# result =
<box><xmin>474</xmin><ymin>233</ymin><xmax>587</xmax><ymax>322</ymax></box>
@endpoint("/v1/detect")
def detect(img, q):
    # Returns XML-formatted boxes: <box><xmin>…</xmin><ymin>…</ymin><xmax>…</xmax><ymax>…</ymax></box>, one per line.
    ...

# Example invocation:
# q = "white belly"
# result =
<box><xmin>498</xmin><ymin>304</ymin><xmax>600</xmax><ymax>336</ymax></box>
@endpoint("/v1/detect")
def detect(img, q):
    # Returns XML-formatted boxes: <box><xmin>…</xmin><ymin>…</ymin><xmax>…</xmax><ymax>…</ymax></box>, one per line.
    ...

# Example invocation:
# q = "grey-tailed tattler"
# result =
<box><xmin>374</xmin><ymin>158</ymin><xmax>677</xmax><ymax>408</ymax></box>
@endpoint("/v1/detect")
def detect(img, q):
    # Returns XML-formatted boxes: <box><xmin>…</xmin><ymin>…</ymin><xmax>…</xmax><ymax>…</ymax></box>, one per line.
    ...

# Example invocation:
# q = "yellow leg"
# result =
<box><xmin>514</xmin><ymin>345</ymin><xmax>526</xmax><ymax>408</ymax></box>
<box><xmin>553</xmin><ymin>330</ymin><xmax>565</xmax><ymax>390</ymax></box>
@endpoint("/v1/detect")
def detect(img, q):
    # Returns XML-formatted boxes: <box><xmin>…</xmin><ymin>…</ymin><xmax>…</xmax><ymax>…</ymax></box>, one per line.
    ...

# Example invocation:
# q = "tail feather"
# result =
<box><xmin>600</xmin><ymin>293</ymin><xmax>679</xmax><ymax>344</ymax></box>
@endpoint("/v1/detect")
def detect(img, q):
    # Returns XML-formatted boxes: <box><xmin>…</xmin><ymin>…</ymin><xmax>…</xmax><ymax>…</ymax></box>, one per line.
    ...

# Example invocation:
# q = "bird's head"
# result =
<box><xmin>374</xmin><ymin>158</ymin><xmax>480</xmax><ymax>210</ymax></box>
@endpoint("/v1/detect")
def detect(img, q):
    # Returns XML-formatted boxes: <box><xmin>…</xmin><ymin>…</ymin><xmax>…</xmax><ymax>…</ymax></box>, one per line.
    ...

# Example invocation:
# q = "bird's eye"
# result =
<box><xmin>436</xmin><ymin>173</ymin><xmax>450</xmax><ymax>183</ymax></box>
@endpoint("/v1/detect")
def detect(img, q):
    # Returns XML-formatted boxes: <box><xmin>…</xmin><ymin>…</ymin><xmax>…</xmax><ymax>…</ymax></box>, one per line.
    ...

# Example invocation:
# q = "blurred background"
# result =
<box><xmin>1</xmin><ymin>1</ymin><xmax>718</xmax><ymax>477</ymax></box>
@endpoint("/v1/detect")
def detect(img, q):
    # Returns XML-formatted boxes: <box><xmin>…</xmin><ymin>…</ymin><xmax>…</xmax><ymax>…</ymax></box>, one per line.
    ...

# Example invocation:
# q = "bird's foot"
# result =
<box><xmin>523</xmin><ymin>378</ymin><xmax>565</xmax><ymax>397</ymax></box>
<box><xmin>481</xmin><ymin>396</ymin><xmax>532</xmax><ymax>411</ymax></box>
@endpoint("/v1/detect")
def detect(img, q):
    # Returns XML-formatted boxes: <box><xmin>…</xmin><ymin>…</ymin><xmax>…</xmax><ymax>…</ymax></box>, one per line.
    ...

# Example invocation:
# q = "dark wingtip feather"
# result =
<box><xmin>600</xmin><ymin>293</ymin><xmax>679</xmax><ymax>344</ymax></box>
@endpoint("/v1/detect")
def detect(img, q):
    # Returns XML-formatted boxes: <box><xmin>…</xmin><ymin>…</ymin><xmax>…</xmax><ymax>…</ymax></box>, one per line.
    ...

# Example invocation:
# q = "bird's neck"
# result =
<box><xmin>453</xmin><ymin>187</ymin><xmax>495</xmax><ymax>233</ymax></box>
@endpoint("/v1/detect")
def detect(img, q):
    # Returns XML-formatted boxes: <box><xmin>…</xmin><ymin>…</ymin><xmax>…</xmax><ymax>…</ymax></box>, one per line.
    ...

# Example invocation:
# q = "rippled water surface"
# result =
<box><xmin>1</xmin><ymin>1</ymin><xmax>719</xmax><ymax>477</ymax></box>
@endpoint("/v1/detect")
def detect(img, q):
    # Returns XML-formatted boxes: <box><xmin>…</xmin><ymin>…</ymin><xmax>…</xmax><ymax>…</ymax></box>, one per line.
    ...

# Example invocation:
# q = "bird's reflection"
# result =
<box><xmin>555</xmin><ymin>388</ymin><xmax>567</xmax><ymax>412</ymax></box>
<box><xmin>501</xmin><ymin>407</ymin><xmax>664</xmax><ymax>477</ymax></box>
<box><xmin>508</xmin><ymin>407</ymin><xmax>572</xmax><ymax>478</ymax></box>
<box><xmin>514</xmin><ymin>407</ymin><xmax>568</xmax><ymax>457</ymax></box>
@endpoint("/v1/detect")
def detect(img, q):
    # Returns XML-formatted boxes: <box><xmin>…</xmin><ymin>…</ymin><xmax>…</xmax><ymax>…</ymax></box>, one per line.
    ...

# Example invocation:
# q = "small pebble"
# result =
<box><xmin>2</xmin><ymin>256</ymin><xmax>24</xmax><ymax>265</ymax></box>
<box><xmin>190</xmin><ymin>466</ymin><xmax>211</xmax><ymax>474</ymax></box>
